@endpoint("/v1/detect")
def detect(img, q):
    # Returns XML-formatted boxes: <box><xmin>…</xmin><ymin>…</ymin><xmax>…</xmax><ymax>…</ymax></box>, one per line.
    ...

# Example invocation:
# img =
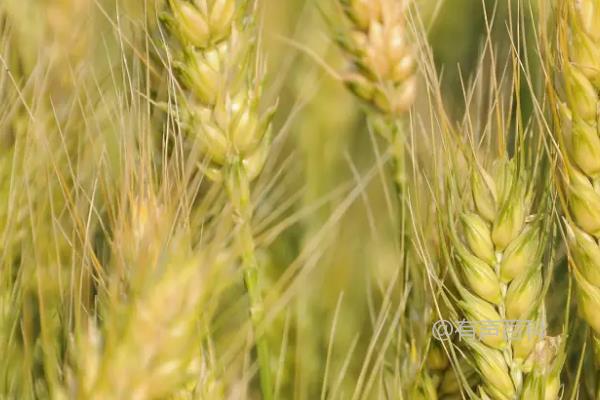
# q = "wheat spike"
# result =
<box><xmin>334</xmin><ymin>0</ymin><xmax>416</xmax><ymax>189</ymax></box>
<box><xmin>163</xmin><ymin>0</ymin><xmax>274</xmax><ymax>183</ymax></box>
<box><xmin>75</xmin><ymin>197</ymin><xmax>225</xmax><ymax>399</ymax></box>
<box><xmin>332</xmin><ymin>0</ymin><xmax>416</xmax><ymax>214</ymax></box>
<box><xmin>337</xmin><ymin>0</ymin><xmax>416</xmax><ymax>118</ymax></box>
<box><xmin>445</xmin><ymin>154</ymin><xmax>562</xmax><ymax>400</ymax></box>
<box><xmin>558</xmin><ymin>0</ymin><xmax>600</xmax><ymax>365</ymax></box>
<box><xmin>163</xmin><ymin>1</ymin><xmax>276</xmax><ymax>398</ymax></box>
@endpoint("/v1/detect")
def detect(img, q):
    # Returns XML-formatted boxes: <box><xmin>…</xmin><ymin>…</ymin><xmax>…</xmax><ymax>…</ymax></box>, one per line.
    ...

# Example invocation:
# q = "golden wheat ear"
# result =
<box><xmin>331</xmin><ymin>0</ymin><xmax>416</xmax><ymax>196</ymax></box>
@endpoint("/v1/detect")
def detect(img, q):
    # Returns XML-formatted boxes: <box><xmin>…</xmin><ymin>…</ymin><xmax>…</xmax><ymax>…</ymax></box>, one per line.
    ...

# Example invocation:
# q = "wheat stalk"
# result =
<box><xmin>163</xmin><ymin>1</ymin><xmax>276</xmax><ymax>398</ymax></box>
<box><xmin>443</xmin><ymin>153</ymin><xmax>563</xmax><ymax>399</ymax></box>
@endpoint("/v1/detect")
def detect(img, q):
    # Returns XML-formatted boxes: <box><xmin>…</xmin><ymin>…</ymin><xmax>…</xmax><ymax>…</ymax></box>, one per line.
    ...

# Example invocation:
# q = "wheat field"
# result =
<box><xmin>0</xmin><ymin>0</ymin><xmax>598</xmax><ymax>399</ymax></box>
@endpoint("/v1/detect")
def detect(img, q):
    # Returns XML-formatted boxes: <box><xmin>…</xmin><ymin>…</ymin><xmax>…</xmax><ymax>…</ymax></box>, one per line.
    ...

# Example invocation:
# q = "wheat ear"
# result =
<box><xmin>76</xmin><ymin>197</ymin><xmax>225</xmax><ymax>399</ymax></box>
<box><xmin>337</xmin><ymin>0</ymin><xmax>417</xmax><ymax>116</ymax></box>
<box><xmin>163</xmin><ymin>1</ymin><xmax>275</xmax><ymax>398</ymax></box>
<box><xmin>557</xmin><ymin>0</ymin><xmax>600</xmax><ymax>367</ymax></box>
<box><xmin>446</xmin><ymin>155</ymin><xmax>563</xmax><ymax>400</ymax></box>
<box><xmin>335</xmin><ymin>0</ymin><xmax>416</xmax><ymax>210</ymax></box>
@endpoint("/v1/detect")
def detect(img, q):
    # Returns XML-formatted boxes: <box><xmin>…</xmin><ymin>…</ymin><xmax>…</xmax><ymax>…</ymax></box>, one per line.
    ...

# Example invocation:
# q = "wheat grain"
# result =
<box><xmin>163</xmin><ymin>1</ymin><xmax>276</xmax><ymax>398</ymax></box>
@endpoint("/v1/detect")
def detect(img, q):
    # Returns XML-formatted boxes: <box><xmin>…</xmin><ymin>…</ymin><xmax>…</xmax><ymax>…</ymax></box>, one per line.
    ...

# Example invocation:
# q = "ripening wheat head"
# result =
<box><xmin>75</xmin><ymin>195</ymin><xmax>227</xmax><ymax>400</ymax></box>
<box><xmin>163</xmin><ymin>2</ymin><xmax>277</xmax><ymax>398</ymax></box>
<box><xmin>336</xmin><ymin>0</ymin><xmax>416</xmax><ymax>120</ymax></box>
<box><xmin>557</xmin><ymin>0</ymin><xmax>600</xmax><ymax>362</ymax></box>
<box><xmin>442</xmin><ymin>143</ymin><xmax>564</xmax><ymax>399</ymax></box>
<box><xmin>163</xmin><ymin>0</ymin><xmax>276</xmax><ymax>192</ymax></box>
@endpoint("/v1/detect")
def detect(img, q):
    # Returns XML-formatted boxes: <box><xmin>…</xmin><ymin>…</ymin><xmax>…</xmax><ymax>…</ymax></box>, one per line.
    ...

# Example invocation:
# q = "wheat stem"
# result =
<box><xmin>227</xmin><ymin>161</ymin><xmax>273</xmax><ymax>400</ymax></box>
<box><xmin>391</xmin><ymin>120</ymin><xmax>408</xmax><ymax>244</ymax></box>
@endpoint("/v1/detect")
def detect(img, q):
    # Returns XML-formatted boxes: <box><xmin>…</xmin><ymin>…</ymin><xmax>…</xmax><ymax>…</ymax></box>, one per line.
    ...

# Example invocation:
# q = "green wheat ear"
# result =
<box><xmin>442</xmin><ymin>148</ymin><xmax>564</xmax><ymax>399</ymax></box>
<box><xmin>164</xmin><ymin>1</ymin><xmax>277</xmax><ymax>398</ymax></box>
<box><xmin>557</xmin><ymin>0</ymin><xmax>600</xmax><ymax>367</ymax></box>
